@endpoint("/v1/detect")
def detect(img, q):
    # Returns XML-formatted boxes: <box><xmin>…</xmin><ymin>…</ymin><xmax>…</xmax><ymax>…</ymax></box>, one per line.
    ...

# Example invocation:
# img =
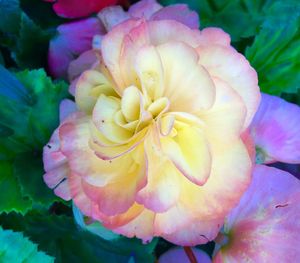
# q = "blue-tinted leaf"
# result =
<box><xmin>0</xmin><ymin>226</ymin><xmax>54</xmax><ymax>263</ymax></box>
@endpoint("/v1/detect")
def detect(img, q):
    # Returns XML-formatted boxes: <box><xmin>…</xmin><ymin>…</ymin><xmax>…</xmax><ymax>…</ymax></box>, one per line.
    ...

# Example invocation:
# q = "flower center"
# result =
<box><xmin>114</xmin><ymin>85</ymin><xmax>169</xmax><ymax>133</ymax></box>
<box><xmin>91</xmin><ymin>84</ymin><xmax>171</xmax><ymax>146</ymax></box>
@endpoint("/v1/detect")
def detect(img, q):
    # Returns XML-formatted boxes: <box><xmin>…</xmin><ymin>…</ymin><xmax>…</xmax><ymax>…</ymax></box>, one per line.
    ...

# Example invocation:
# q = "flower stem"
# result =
<box><xmin>183</xmin><ymin>247</ymin><xmax>198</xmax><ymax>263</ymax></box>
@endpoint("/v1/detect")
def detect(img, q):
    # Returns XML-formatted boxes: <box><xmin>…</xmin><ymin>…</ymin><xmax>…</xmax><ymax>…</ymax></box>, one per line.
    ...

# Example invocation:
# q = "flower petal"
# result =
<box><xmin>163</xmin><ymin>218</ymin><xmax>223</xmax><ymax>246</ymax></box>
<box><xmin>97</xmin><ymin>6</ymin><xmax>129</xmax><ymax>32</ymax></box>
<box><xmin>135</xmin><ymin>45</ymin><xmax>164</xmax><ymax>101</ymax></box>
<box><xmin>128</xmin><ymin>0</ymin><xmax>162</xmax><ymax>19</ymax></box>
<box><xmin>151</xmin><ymin>4</ymin><xmax>199</xmax><ymax>29</ymax></box>
<box><xmin>181</xmin><ymin>139</ymin><xmax>252</xmax><ymax>219</ymax></box>
<box><xmin>198</xmin><ymin>77</ymin><xmax>247</xmax><ymax>144</ymax></box>
<box><xmin>114</xmin><ymin>209</ymin><xmax>155</xmax><ymax>243</ymax></box>
<box><xmin>161</xmin><ymin>123</ymin><xmax>211</xmax><ymax>186</ymax></box>
<box><xmin>52</xmin><ymin>0</ymin><xmax>118</xmax><ymax>18</ymax></box>
<box><xmin>157</xmin><ymin>41</ymin><xmax>215</xmax><ymax>112</ymax></box>
<box><xmin>197</xmin><ymin>44</ymin><xmax>260</xmax><ymax>129</ymax></box>
<box><xmin>59</xmin><ymin>99</ymin><xmax>77</xmax><ymax>123</ymax></box>
<box><xmin>215</xmin><ymin>165</ymin><xmax>300</xmax><ymax>262</ymax></box>
<box><xmin>136</xmin><ymin>127</ymin><xmax>181</xmax><ymax>212</ymax></box>
<box><xmin>48</xmin><ymin>18</ymin><xmax>104</xmax><ymax>79</ymax></box>
<box><xmin>250</xmin><ymin>93</ymin><xmax>300</xmax><ymax>164</ymax></box>
<box><xmin>59</xmin><ymin>115</ymin><xmax>147</xmax><ymax>215</ymax></box>
<box><xmin>68</xmin><ymin>50</ymin><xmax>98</xmax><ymax>82</ymax></box>
<box><xmin>75</xmin><ymin>70</ymin><xmax>118</xmax><ymax>114</ymax></box>
<box><xmin>197</xmin><ymin>27</ymin><xmax>231</xmax><ymax>47</ymax></box>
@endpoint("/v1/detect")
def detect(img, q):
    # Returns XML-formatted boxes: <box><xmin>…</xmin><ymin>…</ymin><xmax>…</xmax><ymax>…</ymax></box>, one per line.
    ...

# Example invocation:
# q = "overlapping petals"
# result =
<box><xmin>250</xmin><ymin>93</ymin><xmax>300</xmax><ymax>164</ymax></box>
<box><xmin>214</xmin><ymin>165</ymin><xmax>300</xmax><ymax>262</ymax></box>
<box><xmin>44</xmin><ymin>14</ymin><xmax>260</xmax><ymax>245</ymax></box>
<box><xmin>48</xmin><ymin>0</ymin><xmax>199</xmax><ymax>79</ymax></box>
<box><xmin>48</xmin><ymin>18</ymin><xmax>104</xmax><ymax>79</ymax></box>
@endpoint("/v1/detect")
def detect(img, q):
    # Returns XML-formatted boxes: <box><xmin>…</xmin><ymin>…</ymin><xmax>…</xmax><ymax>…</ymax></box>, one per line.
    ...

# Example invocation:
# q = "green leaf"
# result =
<box><xmin>0</xmin><ymin>68</ymin><xmax>68</xmax><ymax>154</ymax></box>
<box><xmin>13</xmin><ymin>13</ymin><xmax>51</xmax><ymax>69</ymax></box>
<box><xmin>14</xmin><ymin>152</ymin><xmax>61</xmax><ymax>208</ymax></box>
<box><xmin>0</xmin><ymin>64</ymin><xmax>32</xmax><ymax>104</ymax></box>
<box><xmin>0</xmin><ymin>51</ymin><xmax>4</xmax><ymax>65</ymax></box>
<box><xmin>0</xmin><ymin>212</ymin><xmax>157</xmax><ymax>263</ymax></box>
<box><xmin>246</xmin><ymin>1</ymin><xmax>300</xmax><ymax>95</ymax></box>
<box><xmin>0</xmin><ymin>161</ymin><xmax>32</xmax><ymax>214</ymax></box>
<box><xmin>15</xmin><ymin>69</ymin><xmax>69</xmax><ymax>147</ymax></box>
<box><xmin>159</xmin><ymin>0</ymin><xmax>273</xmax><ymax>41</ymax></box>
<box><xmin>0</xmin><ymin>68</ymin><xmax>68</xmax><ymax>208</ymax></box>
<box><xmin>20</xmin><ymin>0</ymin><xmax>67</xmax><ymax>29</ymax></box>
<box><xmin>0</xmin><ymin>0</ymin><xmax>21</xmax><ymax>34</ymax></box>
<box><xmin>0</xmin><ymin>0</ymin><xmax>51</xmax><ymax>69</ymax></box>
<box><xmin>0</xmin><ymin>226</ymin><xmax>54</xmax><ymax>263</ymax></box>
<box><xmin>73</xmin><ymin>204</ymin><xmax>159</xmax><ymax>259</ymax></box>
<box><xmin>73</xmin><ymin>204</ymin><xmax>121</xmax><ymax>241</ymax></box>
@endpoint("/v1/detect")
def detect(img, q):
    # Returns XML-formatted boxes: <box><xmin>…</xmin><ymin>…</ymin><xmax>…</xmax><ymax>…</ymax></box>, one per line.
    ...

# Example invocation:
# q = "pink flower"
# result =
<box><xmin>213</xmin><ymin>165</ymin><xmax>300</xmax><ymax>262</ymax></box>
<box><xmin>48</xmin><ymin>0</ymin><xmax>199</xmax><ymax>79</ymax></box>
<box><xmin>44</xmin><ymin>16</ymin><xmax>260</xmax><ymax>245</ymax></box>
<box><xmin>250</xmin><ymin>93</ymin><xmax>300</xmax><ymax>164</ymax></box>
<box><xmin>159</xmin><ymin>247</ymin><xmax>211</xmax><ymax>263</ymax></box>
<box><xmin>45</xmin><ymin>0</ymin><xmax>120</xmax><ymax>18</ymax></box>
<box><xmin>48</xmin><ymin>18</ymin><xmax>105</xmax><ymax>79</ymax></box>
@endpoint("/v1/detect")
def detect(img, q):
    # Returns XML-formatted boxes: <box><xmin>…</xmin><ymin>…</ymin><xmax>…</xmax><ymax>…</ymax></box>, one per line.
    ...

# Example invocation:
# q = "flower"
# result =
<box><xmin>48</xmin><ymin>18</ymin><xmax>105</xmax><ymax>79</ymax></box>
<box><xmin>48</xmin><ymin>0</ymin><xmax>199</xmax><ymax>79</ymax></box>
<box><xmin>43</xmin><ymin>16</ymin><xmax>260</xmax><ymax>245</ymax></box>
<box><xmin>45</xmin><ymin>0</ymin><xmax>121</xmax><ymax>18</ymax></box>
<box><xmin>250</xmin><ymin>93</ymin><xmax>300</xmax><ymax>164</ymax></box>
<box><xmin>213</xmin><ymin>165</ymin><xmax>300</xmax><ymax>262</ymax></box>
<box><xmin>159</xmin><ymin>247</ymin><xmax>211</xmax><ymax>263</ymax></box>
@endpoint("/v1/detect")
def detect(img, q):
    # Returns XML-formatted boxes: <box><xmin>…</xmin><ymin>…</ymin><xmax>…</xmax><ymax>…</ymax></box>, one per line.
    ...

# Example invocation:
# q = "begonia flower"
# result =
<box><xmin>48</xmin><ymin>18</ymin><xmax>105</xmax><ymax>79</ymax></box>
<box><xmin>45</xmin><ymin>0</ymin><xmax>120</xmax><ymax>18</ymax></box>
<box><xmin>48</xmin><ymin>0</ymin><xmax>199</xmax><ymax>79</ymax></box>
<box><xmin>43</xmin><ymin>15</ymin><xmax>260</xmax><ymax>245</ymax></box>
<box><xmin>213</xmin><ymin>165</ymin><xmax>300</xmax><ymax>262</ymax></box>
<box><xmin>250</xmin><ymin>93</ymin><xmax>300</xmax><ymax>164</ymax></box>
<box><xmin>159</xmin><ymin>247</ymin><xmax>211</xmax><ymax>263</ymax></box>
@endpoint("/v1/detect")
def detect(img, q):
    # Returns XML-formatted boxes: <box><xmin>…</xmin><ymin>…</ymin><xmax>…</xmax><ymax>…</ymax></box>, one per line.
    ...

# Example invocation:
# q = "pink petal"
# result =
<box><xmin>198</xmin><ymin>27</ymin><xmax>231</xmax><ymax>47</ymax></box>
<box><xmin>136</xmin><ymin>127</ymin><xmax>181</xmax><ymax>213</ymax></box>
<box><xmin>48</xmin><ymin>18</ymin><xmax>104</xmax><ymax>79</ymax></box>
<box><xmin>43</xmin><ymin>128</ymin><xmax>71</xmax><ymax>200</ymax></box>
<box><xmin>59</xmin><ymin>114</ymin><xmax>146</xmax><ymax>216</ymax></box>
<box><xmin>97</xmin><ymin>6</ymin><xmax>129</xmax><ymax>32</ymax></box>
<box><xmin>250</xmin><ymin>93</ymin><xmax>300</xmax><ymax>164</ymax></box>
<box><xmin>128</xmin><ymin>0</ymin><xmax>162</xmax><ymax>19</ymax></box>
<box><xmin>68</xmin><ymin>50</ymin><xmax>98</xmax><ymax>82</ymax></box>
<box><xmin>101</xmin><ymin>19</ymin><xmax>204</xmax><ymax>89</ymax></box>
<box><xmin>52</xmin><ymin>0</ymin><xmax>118</xmax><ymax>19</ymax></box>
<box><xmin>59</xmin><ymin>99</ymin><xmax>77</xmax><ymax>123</ymax></box>
<box><xmin>159</xmin><ymin>248</ymin><xmax>212</xmax><ymax>263</ymax></box>
<box><xmin>214</xmin><ymin>165</ymin><xmax>300</xmax><ymax>262</ymax></box>
<box><xmin>163</xmin><ymin>218</ymin><xmax>223</xmax><ymax>246</ymax></box>
<box><xmin>197</xmin><ymin>44</ymin><xmax>260</xmax><ymax>129</ymax></box>
<box><xmin>151</xmin><ymin>4</ymin><xmax>199</xmax><ymax>29</ymax></box>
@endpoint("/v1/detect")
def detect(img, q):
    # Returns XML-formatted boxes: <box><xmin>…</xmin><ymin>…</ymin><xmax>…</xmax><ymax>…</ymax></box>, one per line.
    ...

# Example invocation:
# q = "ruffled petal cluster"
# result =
<box><xmin>48</xmin><ymin>0</ymin><xmax>199</xmax><ymax>79</ymax></box>
<box><xmin>44</xmin><ymin>15</ymin><xmax>260</xmax><ymax>246</ymax></box>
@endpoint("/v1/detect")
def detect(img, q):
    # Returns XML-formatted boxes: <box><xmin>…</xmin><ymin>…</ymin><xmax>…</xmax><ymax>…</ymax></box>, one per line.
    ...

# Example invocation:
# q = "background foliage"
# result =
<box><xmin>0</xmin><ymin>0</ymin><xmax>299</xmax><ymax>262</ymax></box>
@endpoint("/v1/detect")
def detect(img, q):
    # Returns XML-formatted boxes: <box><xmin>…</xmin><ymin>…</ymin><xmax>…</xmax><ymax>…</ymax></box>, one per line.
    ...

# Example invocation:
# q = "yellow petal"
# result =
<box><xmin>161</xmin><ymin>124</ymin><xmax>211</xmax><ymax>186</ymax></box>
<box><xmin>121</xmin><ymin>86</ymin><xmax>141</xmax><ymax>122</ymax></box>
<box><xmin>75</xmin><ymin>70</ymin><xmax>117</xmax><ymax>113</ymax></box>
<box><xmin>136</xmin><ymin>126</ymin><xmax>181</xmax><ymax>212</ymax></box>
<box><xmin>135</xmin><ymin>45</ymin><xmax>164</xmax><ymax>101</ymax></box>
<box><xmin>157</xmin><ymin>41</ymin><xmax>215</xmax><ymax>113</ymax></box>
<box><xmin>92</xmin><ymin>94</ymin><xmax>133</xmax><ymax>143</ymax></box>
